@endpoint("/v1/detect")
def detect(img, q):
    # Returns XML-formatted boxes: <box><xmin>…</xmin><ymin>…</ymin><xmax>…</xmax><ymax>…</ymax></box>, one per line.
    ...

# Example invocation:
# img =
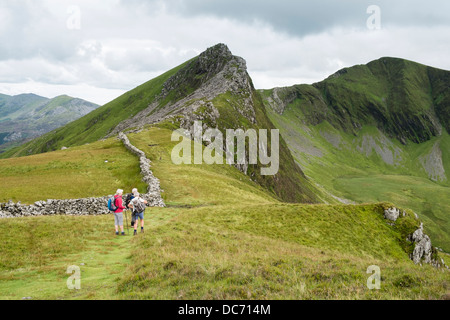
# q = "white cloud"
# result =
<box><xmin>0</xmin><ymin>1</ymin><xmax>449</xmax><ymax>104</ymax></box>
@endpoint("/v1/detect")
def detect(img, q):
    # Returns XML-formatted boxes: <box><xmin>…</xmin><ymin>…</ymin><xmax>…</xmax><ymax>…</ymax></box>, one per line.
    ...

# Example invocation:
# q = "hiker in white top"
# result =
<box><xmin>128</xmin><ymin>192</ymin><xmax>148</xmax><ymax>236</ymax></box>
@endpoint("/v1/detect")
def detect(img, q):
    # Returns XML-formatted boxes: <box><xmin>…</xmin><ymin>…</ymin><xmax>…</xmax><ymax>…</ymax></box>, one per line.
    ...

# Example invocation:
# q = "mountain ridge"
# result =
<box><xmin>262</xmin><ymin>56</ymin><xmax>449</xmax><ymax>144</ymax></box>
<box><xmin>259</xmin><ymin>56</ymin><xmax>450</xmax><ymax>250</ymax></box>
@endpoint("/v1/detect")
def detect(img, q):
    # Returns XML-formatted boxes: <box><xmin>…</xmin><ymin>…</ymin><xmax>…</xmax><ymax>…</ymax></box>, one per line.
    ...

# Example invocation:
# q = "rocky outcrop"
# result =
<box><xmin>384</xmin><ymin>207</ymin><xmax>400</xmax><ymax>222</ymax></box>
<box><xmin>0</xmin><ymin>132</ymin><xmax>165</xmax><ymax>218</ymax></box>
<box><xmin>383</xmin><ymin>206</ymin><xmax>449</xmax><ymax>269</ymax></box>
<box><xmin>263</xmin><ymin>87</ymin><xmax>298</xmax><ymax>115</ymax></box>
<box><xmin>408</xmin><ymin>223</ymin><xmax>434</xmax><ymax>265</ymax></box>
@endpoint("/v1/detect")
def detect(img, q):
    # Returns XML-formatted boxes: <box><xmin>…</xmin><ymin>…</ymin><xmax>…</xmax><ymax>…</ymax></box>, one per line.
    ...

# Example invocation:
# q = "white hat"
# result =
<box><xmin>116</xmin><ymin>189</ymin><xmax>123</xmax><ymax>195</ymax></box>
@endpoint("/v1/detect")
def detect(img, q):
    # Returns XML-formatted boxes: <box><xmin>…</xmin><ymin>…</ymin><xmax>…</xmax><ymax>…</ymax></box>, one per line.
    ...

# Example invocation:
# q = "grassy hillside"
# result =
<box><xmin>318</xmin><ymin>58</ymin><xmax>447</xmax><ymax>143</ymax></box>
<box><xmin>262</xmin><ymin>58</ymin><xmax>448</xmax><ymax>144</ymax></box>
<box><xmin>0</xmin><ymin>139</ymin><xmax>147</xmax><ymax>204</ymax></box>
<box><xmin>1</xmin><ymin>205</ymin><xmax>449</xmax><ymax>300</ymax></box>
<box><xmin>0</xmin><ymin>127</ymin><xmax>448</xmax><ymax>300</ymax></box>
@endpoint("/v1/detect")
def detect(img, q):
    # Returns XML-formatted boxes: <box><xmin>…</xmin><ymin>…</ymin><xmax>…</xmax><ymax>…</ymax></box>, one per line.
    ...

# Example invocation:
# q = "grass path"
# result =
<box><xmin>0</xmin><ymin>207</ymin><xmax>179</xmax><ymax>300</ymax></box>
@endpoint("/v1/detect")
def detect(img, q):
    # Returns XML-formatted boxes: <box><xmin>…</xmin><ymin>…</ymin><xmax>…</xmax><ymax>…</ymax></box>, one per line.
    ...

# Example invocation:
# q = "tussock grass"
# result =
<box><xmin>117</xmin><ymin>204</ymin><xmax>449</xmax><ymax>300</ymax></box>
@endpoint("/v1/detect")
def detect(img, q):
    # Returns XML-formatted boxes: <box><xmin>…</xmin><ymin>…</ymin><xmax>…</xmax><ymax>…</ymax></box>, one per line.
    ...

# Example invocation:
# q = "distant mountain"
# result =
<box><xmin>0</xmin><ymin>94</ymin><xmax>99</xmax><ymax>152</ymax></box>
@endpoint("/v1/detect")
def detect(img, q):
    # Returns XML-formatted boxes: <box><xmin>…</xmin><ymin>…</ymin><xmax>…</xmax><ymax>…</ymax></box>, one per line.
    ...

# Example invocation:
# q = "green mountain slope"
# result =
<box><xmin>260</xmin><ymin>57</ymin><xmax>450</xmax><ymax>251</ymax></box>
<box><xmin>0</xmin><ymin>47</ymin><xmax>449</xmax><ymax>300</ymax></box>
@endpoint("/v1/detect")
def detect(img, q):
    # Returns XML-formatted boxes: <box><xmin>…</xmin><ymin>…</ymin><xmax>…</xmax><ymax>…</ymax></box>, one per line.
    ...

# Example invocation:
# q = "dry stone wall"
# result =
<box><xmin>0</xmin><ymin>197</ymin><xmax>110</xmax><ymax>218</ymax></box>
<box><xmin>0</xmin><ymin>132</ymin><xmax>165</xmax><ymax>218</ymax></box>
<box><xmin>118</xmin><ymin>132</ymin><xmax>165</xmax><ymax>207</ymax></box>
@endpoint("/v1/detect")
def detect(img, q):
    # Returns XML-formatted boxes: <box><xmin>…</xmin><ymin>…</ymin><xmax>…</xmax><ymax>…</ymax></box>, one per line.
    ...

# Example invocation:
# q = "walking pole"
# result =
<box><xmin>125</xmin><ymin>208</ymin><xmax>129</xmax><ymax>235</ymax></box>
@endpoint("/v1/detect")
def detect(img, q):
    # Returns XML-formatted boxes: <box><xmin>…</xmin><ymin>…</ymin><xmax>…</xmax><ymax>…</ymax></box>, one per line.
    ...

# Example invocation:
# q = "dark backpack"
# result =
<box><xmin>125</xmin><ymin>193</ymin><xmax>134</xmax><ymax>208</ymax></box>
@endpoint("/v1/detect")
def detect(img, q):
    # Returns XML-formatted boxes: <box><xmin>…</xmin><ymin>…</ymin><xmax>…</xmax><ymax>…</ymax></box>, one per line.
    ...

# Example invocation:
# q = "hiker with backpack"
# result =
<box><xmin>124</xmin><ymin>188</ymin><xmax>138</xmax><ymax>209</ymax></box>
<box><xmin>124</xmin><ymin>188</ymin><xmax>137</xmax><ymax>227</ymax></box>
<box><xmin>128</xmin><ymin>191</ymin><xmax>147</xmax><ymax>236</ymax></box>
<box><xmin>108</xmin><ymin>189</ymin><xmax>126</xmax><ymax>236</ymax></box>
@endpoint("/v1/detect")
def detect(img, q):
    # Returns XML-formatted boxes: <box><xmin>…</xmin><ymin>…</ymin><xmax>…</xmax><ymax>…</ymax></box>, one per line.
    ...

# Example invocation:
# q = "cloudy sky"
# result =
<box><xmin>0</xmin><ymin>0</ymin><xmax>449</xmax><ymax>105</ymax></box>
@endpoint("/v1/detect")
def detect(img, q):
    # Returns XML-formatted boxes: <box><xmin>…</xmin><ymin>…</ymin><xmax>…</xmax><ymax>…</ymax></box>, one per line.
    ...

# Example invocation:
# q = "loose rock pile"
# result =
<box><xmin>0</xmin><ymin>132</ymin><xmax>165</xmax><ymax>218</ymax></box>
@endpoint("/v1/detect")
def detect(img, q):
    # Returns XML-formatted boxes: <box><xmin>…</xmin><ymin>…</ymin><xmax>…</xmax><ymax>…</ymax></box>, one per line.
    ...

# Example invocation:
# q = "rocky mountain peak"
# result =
<box><xmin>199</xmin><ymin>43</ymin><xmax>232</xmax><ymax>63</ymax></box>
<box><xmin>196</xmin><ymin>43</ymin><xmax>234</xmax><ymax>74</ymax></box>
<box><xmin>159</xmin><ymin>43</ymin><xmax>245</xmax><ymax>97</ymax></box>
<box><xmin>110</xmin><ymin>43</ymin><xmax>254</xmax><ymax>135</ymax></box>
